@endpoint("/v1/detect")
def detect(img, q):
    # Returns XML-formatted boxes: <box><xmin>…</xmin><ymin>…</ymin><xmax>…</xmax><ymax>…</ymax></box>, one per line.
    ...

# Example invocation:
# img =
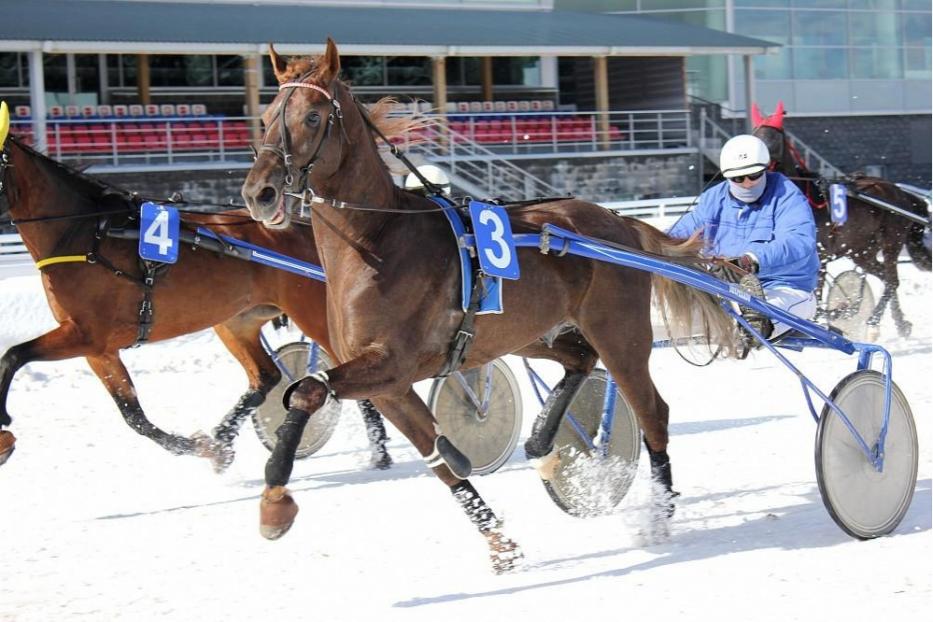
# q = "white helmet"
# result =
<box><xmin>719</xmin><ymin>134</ymin><xmax>770</xmax><ymax>179</ymax></box>
<box><xmin>404</xmin><ymin>164</ymin><xmax>451</xmax><ymax>195</ymax></box>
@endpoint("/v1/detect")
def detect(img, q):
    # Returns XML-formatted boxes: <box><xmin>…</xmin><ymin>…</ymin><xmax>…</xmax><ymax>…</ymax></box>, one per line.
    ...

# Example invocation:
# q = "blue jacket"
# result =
<box><xmin>668</xmin><ymin>172</ymin><xmax>819</xmax><ymax>292</ymax></box>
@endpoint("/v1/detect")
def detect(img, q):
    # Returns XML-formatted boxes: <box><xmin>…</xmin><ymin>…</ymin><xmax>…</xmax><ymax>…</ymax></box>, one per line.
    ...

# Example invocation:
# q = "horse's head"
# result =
<box><xmin>750</xmin><ymin>101</ymin><xmax>786</xmax><ymax>169</ymax></box>
<box><xmin>242</xmin><ymin>38</ymin><xmax>356</xmax><ymax>229</ymax></box>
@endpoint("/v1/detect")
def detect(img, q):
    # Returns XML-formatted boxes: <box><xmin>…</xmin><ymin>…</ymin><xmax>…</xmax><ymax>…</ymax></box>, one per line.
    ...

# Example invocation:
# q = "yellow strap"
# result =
<box><xmin>35</xmin><ymin>255</ymin><xmax>88</xmax><ymax>270</ymax></box>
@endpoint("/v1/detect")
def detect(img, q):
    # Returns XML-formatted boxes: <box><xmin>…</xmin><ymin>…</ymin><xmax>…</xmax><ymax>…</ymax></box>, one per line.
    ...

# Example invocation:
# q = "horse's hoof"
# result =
<box><xmin>487</xmin><ymin>529</ymin><xmax>523</xmax><ymax>574</ymax></box>
<box><xmin>866</xmin><ymin>325</ymin><xmax>881</xmax><ymax>342</ymax></box>
<box><xmin>897</xmin><ymin>322</ymin><xmax>912</xmax><ymax>339</ymax></box>
<box><xmin>0</xmin><ymin>430</ymin><xmax>15</xmax><ymax>467</ymax></box>
<box><xmin>369</xmin><ymin>450</ymin><xmax>393</xmax><ymax>470</ymax></box>
<box><xmin>260</xmin><ymin>486</ymin><xmax>298</xmax><ymax>540</ymax></box>
<box><xmin>191</xmin><ymin>432</ymin><xmax>234</xmax><ymax>473</ymax></box>
<box><xmin>531</xmin><ymin>450</ymin><xmax>560</xmax><ymax>482</ymax></box>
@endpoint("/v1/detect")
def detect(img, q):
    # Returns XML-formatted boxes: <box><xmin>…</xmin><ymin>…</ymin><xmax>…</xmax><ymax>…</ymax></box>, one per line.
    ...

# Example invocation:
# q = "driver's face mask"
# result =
<box><xmin>728</xmin><ymin>172</ymin><xmax>767</xmax><ymax>204</ymax></box>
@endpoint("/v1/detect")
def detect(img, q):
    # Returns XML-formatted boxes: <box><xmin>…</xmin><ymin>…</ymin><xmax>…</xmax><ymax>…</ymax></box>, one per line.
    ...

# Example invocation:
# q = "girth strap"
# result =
<box><xmin>438</xmin><ymin>271</ymin><xmax>483</xmax><ymax>377</ymax></box>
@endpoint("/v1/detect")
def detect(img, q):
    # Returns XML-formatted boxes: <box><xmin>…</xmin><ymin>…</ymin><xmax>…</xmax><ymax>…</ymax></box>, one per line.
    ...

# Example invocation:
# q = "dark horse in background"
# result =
<box><xmin>0</xmin><ymin>103</ymin><xmax>598</xmax><ymax>475</ymax></box>
<box><xmin>240</xmin><ymin>40</ymin><xmax>737</xmax><ymax>571</ymax></box>
<box><xmin>752</xmin><ymin>101</ymin><xmax>930</xmax><ymax>338</ymax></box>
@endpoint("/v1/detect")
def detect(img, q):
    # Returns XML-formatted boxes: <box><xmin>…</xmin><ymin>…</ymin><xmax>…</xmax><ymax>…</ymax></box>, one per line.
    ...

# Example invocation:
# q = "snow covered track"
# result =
<box><xmin>0</xmin><ymin>264</ymin><xmax>930</xmax><ymax>621</ymax></box>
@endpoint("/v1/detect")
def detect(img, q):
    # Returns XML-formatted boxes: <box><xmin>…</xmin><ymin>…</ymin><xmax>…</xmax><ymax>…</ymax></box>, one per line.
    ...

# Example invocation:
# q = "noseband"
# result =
<box><xmin>258</xmin><ymin>75</ymin><xmax>343</xmax><ymax>192</ymax></box>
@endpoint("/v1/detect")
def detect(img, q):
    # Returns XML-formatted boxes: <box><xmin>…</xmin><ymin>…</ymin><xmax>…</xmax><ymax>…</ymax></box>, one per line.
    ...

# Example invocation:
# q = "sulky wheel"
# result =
<box><xmin>542</xmin><ymin>369</ymin><xmax>641</xmax><ymax>517</ymax></box>
<box><xmin>815</xmin><ymin>370</ymin><xmax>918</xmax><ymax>539</ymax></box>
<box><xmin>252</xmin><ymin>341</ymin><xmax>341</xmax><ymax>459</ymax></box>
<box><xmin>428</xmin><ymin>358</ymin><xmax>523</xmax><ymax>476</ymax></box>
<box><xmin>825</xmin><ymin>270</ymin><xmax>875</xmax><ymax>341</ymax></box>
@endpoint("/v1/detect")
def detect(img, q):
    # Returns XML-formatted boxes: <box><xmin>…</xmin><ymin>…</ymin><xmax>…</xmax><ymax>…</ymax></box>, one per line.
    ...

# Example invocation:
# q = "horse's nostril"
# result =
<box><xmin>258</xmin><ymin>186</ymin><xmax>277</xmax><ymax>207</ymax></box>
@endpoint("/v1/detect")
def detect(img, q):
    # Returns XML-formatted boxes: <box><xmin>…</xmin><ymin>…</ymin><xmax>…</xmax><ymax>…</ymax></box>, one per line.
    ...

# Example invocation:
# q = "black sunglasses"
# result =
<box><xmin>728</xmin><ymin>170</ymin><xmax>765</xmax><ymax>183</ymax></box>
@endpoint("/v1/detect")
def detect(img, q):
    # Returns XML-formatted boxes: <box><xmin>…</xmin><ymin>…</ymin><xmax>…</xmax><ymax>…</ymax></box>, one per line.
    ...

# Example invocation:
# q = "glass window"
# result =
<box><xmin>43</xmin><ymin>55</ymin><xmax>68</xmax><ymax>91</ymax></box>
<box><xmin>493</xmin><ymin>57</ymin><xmax>541</xmax><ymax>86</ymax></box>
<box><xmin>121</xmin><ymin>55</ymin><xmax>137</xmax><ymax>88</ymax></box>
<box><xmin>900</xmin><ymin>0</ymin><xmax>930</xmax><ymax>10</ymax></box>
<box><xmin>652</xmin><ymin>9</ymin><xmax>726</xmax><ymax>30</ymax></box>
<box><xmin>74</xmin><ymin>54</ymin><xmax>99</xmax><ymax>93</ymax></box>
<box><xmin>756</xmin><ymin>47</ymin><xmax>793</xmax><ymax>78</ymax></box>
<box><xmin>639</xmin><ymin>0</ymin><xmax>725</xmax><ymax>9</ymax></box>
<box><xmin>386</xmin><ymin>57</ymin><xmax>431</xmax><ymax>86</ymax></box>
<box><xmin>902</xmin><ymin>12</ymin><xmax>932</xmax><ymax>46</ymax></box>
<box><xmin>342</xmin><ymin>56</ymin><xmax>385</xmax><ymax>86</ymax></box>
<box><xmin>850</xmin><ymin>47</ymin><xmax>903</xmax><ymax>78</ymax></box>
<box><xmin>734</xmin><ymin>0</ymin><xmax>789</xmax><ymax>7</ymax></box>
<box><xmin>792</xmin><ymin>0</ymin><xmax>845</xmax><ymax>7</ymax></box>
<box><xmin>848</xmin><ymin>0</ymin><xmax>897</xmax><ymax>9</ymax></box>
<box><xmin>148</xmin><ymin>55</ymin><xmax>213</xmax><ymax>87</ymax></box>
<box><xmin>792</xmin><ymin>11</ymin><xmax>847</xmax><ymax>45</ymax></box>
<box><xmin>735</xmin><ymin>9</ymin><xmax>791</xmax><ymax>44</ymax></box>
<box><xmin>793</xmin><ymin>47</ymin><xmax>847</xmax><ymax>78</ymax></box>
<box><xmin>685</xmin><ymin>55</ymin><xmax>728</xmax><ymax>101</ymax></box>
<box><xmin>905</xmin><ymin>46</ymin><xmax>932</xmax><ymax>79</ymax></box>
<box><xmin>0</xmin><ymin>53</ymin><xmax>21</xmax><ymax>88</ymax></box>
<box><xmin>849</xmin><ymin>11</ymin><xmax>901</xmax><ymax>46</ymax></box>
<box><xmin>217</xmin><ymin>55</ymin><xmax>244</xmax><ymax>87</ymax></box>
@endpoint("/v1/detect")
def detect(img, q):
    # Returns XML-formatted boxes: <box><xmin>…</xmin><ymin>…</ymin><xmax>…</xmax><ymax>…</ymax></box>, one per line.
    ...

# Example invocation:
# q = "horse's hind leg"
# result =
<box><xmin>881</xmin><ymin>241</ymin><xmax>911</xmax><ymax>337</ymax></box>
<box><xmin>85</xmin><ymin>353</ymin><xmax>222</xmax><ymax>464</ymax></box>
<box><xmin>357</xmin><ymin>399</ymin><xmax>392</xmax><ymax>470</ymax></box>
<box><xmin>259</xmin><ymin>353</ymin><xmax>521</xmax><ymax>572</ymax></box>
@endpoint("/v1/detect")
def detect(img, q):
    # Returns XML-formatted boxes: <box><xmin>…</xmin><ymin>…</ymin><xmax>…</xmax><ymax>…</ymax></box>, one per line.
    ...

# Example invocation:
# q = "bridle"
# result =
<box><xmin>258</xmin><ymin>73</ymin><xmax>344</xmax><ymax>195</ymax></box>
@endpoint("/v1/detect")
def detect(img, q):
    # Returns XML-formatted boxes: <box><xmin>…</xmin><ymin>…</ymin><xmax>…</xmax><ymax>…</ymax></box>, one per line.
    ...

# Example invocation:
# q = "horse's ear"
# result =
<box><xmin>321</xmin><ymin>37</ymin><xmax>341</xmax><ymax>83</ymax></box>
<box><xmin>751</xmin><ymin>103</ymin><xmax>764</xmax><ymax>129</ymax></box>
<box><xmin>268</xmin><ymin>43</ymin><xmax>289</xmax><ymax>84</ymax></box>
<box><xmin>773</xmin><ymin>100</ymin><xmax>785</xmax><ymax>128</ymax></box>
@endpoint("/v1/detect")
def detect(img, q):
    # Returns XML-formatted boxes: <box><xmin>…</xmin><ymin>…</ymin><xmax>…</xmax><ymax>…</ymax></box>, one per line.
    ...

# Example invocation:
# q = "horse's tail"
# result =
<box><xmin>628</xmin><ymin>218</ymin><xmax>739</xmax><ymax>357</ymax></box>
<box><xmin>906</xmin><ymin>225</ymin><xmax>931</xmax><ymax>271</ymax></box>
<box><xmin>855</xmin><ymin>177</ymin><xmax>931</xmax><ymax>272</ymax></box>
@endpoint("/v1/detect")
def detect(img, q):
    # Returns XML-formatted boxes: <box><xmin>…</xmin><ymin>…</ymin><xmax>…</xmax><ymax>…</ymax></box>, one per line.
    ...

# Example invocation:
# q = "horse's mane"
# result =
<box><xmin>6</xmin><ymin>134</ymin><xmax>132</xmax><ymax>204</ymax></box>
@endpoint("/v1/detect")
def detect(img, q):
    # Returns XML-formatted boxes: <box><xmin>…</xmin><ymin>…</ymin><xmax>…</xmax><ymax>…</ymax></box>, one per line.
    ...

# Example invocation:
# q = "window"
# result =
<box><xmin>902</xmin><ymin>11</ymin><xmax>932</xmax><ymax>46</ymax></box>
<box><xmin>217</xmin><ymin>56</ymin><xmax>244</xmax><ymax>87</ymax></box>
<box><xmin>755</xmin><ymin>47</ymin><xmax>794</xmax><ymax>79</ymax></box>
<box><xmin>386</xmin><ymin>57</ymin><xmax>431</xmax><ymax>86</ymax></box>
<box><xmin>493</xmin><ymin>57</ymin><xmax>541</xmax><ymax>86</ymax></box>
<box><xmin>849</xmin><ymin>11</ymin><xmax>901</xmax><ymax>46</ymax></box>
<box><xmin>905</xmin><ymin>46</ymin><xmax>931</xmax><ymax>79</ymax></box>
<box><xmin>735</xmin><ymin>9</ymin><xmax>791</xmax><ymax>45</ymax></box>
<box><xmin>850</xmin><ymin>47</ymin><xmax>903</xmax><ymax>78</ymax></box>
<box><xmin>0</xmin><ymin>53</ymin><xmax>22</xmax><ymax>88</ymax></box>
<box><xmin>43</xmin><ymin>55</ymin><xmax>68</xmax><ymax>92</ymax></box>
<box><xmin>342</xmin><ymin>56</ymin><xmax>385</xmax><ymax>86</ymax></box>
<box><xmin>793</xmin><ymin>11</ymin><xmax>847</xmax><ymax>46</ymax></box>
<box><xmin>793</xmin><ymin>47</ymin><xmax>847</xmax><ymax>78</ymax></box>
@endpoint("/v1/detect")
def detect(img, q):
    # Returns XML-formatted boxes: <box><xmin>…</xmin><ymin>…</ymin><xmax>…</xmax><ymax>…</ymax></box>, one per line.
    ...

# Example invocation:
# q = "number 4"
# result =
<box><xmin>144</xmin><ymin>210</ymin><xmax>174</xmax><ymax>256</ymax></box>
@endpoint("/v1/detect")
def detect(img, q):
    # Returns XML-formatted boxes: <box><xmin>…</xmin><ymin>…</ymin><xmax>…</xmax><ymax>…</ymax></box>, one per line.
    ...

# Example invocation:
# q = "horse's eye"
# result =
<box><xmin>305</xmin><ymin>111</ymin><xmax>321</xmax><ymax>128</ymax></box>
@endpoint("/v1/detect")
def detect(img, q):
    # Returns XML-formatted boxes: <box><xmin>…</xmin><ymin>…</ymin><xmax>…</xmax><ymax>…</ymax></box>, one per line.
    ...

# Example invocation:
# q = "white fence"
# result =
<box><xmin>0</xmin><ymin>233</ymin><xmax>35</xmax><ymax>277</ymax></box>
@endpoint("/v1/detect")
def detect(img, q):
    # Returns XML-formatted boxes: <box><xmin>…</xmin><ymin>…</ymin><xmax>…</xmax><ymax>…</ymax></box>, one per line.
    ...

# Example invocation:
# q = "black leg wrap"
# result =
<box><xmin>213</xmin><ymin>389</ymin><xmax>265</xmax><ymax>444</ymax></box>
<box><xmin>122</xmin><ymin>407</ymin><xmax>196</xmax><ymax>456</ymax></box>
<box><xmin>451</xmin><ymin>481</ymin><xmax>499</xmax><ymax>534</ymax></box>
<box><xmin>358</xmin><ymin>400</ymin><xmax>393</xmax><ymax>470</ymax></box>
<box><xmin>426</xmin><ymin>435</ymin><xmax>472</xmax><ymax>479</ymax></box>
<box><xmin>524</xmin><ymin>372</ymin><xmax>587</xmax><ymax>459</ymax></box>
<box><xmin>646</xmin><ymin>442</ymin><xmax>680</xmax><ymax>518</ymax></box>
<box><xmin>264</xmin><ymin>408</ymin><xmax>310</xmax><ymax>487</ymax></box>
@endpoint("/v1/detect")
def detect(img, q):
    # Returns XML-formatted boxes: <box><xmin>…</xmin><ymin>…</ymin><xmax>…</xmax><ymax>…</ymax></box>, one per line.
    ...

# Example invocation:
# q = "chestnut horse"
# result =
<box><xmin>752</xmin><ymin>102</ymin><xmax>930</xmax><ymax>338</ymax></box>
<box><xmin>0</xmin><ymin>127</ymin><xmax>395</xmax><ymax>470</ymax></box>
<box><xmin>0</xmin><ymin>110</ymin><xmax>597</xmax><ymax>476</ymax></box>
<box><xmin>240</xmin><ymin>40</ymin><xmax>736</xmax><ymax>572</ymax></box>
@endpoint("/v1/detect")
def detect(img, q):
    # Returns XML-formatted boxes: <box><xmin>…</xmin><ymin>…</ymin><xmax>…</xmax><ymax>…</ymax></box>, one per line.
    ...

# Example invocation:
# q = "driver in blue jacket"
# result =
<box><xmin>669</xmin><ymin>134</ymin><xmax>820</xmax><ymax>340</ymax></box>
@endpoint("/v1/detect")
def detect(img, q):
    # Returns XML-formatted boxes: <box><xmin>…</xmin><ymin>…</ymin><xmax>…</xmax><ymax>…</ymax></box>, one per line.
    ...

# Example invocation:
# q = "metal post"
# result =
<box><xmin>98</xmin><ymin>54</ymin><xmax>109</xmax><ymax>105</ymax></box>
<box><xmin>743</xmin><ymin>55</ymin><xmax>755</xmax><ymax>132</ymax></box>
<box><xmin>28</xmin><ymin>50</ymin><xmax>47</xmax><ymax>153</ymax></box>
<box><xmin>66</xmin><ymin>54</ymin><xmax>77</xmax><ymax>105</ymax></box>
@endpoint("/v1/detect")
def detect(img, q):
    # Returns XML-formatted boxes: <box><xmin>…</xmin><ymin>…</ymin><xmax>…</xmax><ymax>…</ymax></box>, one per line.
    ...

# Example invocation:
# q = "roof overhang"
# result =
<box><xmin>0</xmin><ymin>1</ymin><xmax>779</xmax><ymax>57</ymax></box>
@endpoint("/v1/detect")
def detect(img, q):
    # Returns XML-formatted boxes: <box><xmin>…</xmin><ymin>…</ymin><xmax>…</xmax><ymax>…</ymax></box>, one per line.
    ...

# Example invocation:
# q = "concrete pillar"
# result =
<box><xmin>98</xmin><ymin>54</ymin><xmax>109</xmax><ymax>105</ymax></box>
<box><xmin>593</xmin><ymin>55</ymin><xmax>610</xmax><ymax>150</ymax></box>
<box><xmin>432</xmin><ymin>56</ymin><xmax>448</xmax><ymax>115</ymax></box>
<box><xmin>743</xmin><ymin>54</ymin><xmax>756</xmax><ymax>132</ymax></box>
<box><xmin>28</xmin><ymin>50</ymin><xmax>47</xmax><ymax>153</ymax></box>
<box><xmin>137</xmin><ymin>54</ymin><xmax>151</xmax><ymax>105</ymax></box>
<box><xmin>66</xmin><ymin>54</ymin><xmax>77</xmax><ymax>105</ymax></box>
<box><xmin>244</xmin><ymin>54</ymin><xmax>262</xmax><ymax>144</ymax></box>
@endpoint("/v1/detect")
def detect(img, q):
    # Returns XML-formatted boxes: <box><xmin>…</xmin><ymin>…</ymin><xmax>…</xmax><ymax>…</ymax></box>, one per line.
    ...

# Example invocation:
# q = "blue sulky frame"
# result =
<box><xmin>496</xmin><ymin>223</ymin><xmax>895</xmax><ymax>474</ymax></box>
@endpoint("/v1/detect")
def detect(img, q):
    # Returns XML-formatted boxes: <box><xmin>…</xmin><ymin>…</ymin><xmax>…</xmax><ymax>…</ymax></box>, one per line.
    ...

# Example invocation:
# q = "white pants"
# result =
<box><xmin>763</xmin><ymin>286</ymin><xmax>817</xmax><ymax>338</ymax></box>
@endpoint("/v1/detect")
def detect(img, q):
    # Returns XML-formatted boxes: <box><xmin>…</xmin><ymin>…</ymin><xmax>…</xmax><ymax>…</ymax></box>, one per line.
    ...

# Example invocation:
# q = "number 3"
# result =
<box><xmin>479</xmin><ymin>209</ymin><xmax>511</xmax><ymax>269</ymax></box>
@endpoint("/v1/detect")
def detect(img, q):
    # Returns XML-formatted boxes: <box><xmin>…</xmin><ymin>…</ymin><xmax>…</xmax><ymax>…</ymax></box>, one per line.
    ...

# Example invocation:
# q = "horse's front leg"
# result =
<box><xmin>1</xmin><ymin>321</ymin><xmax>92</xmax><ymax>465</ymax></box>
<box><xmin>260</xmin><ymin>353</ymin><xmax>522</xmax><ymax>573</ymax></box>
<box><xmin>85</xmin><ymin>353</ymin><xmax>226</xmax><ymax>466</ymax></box>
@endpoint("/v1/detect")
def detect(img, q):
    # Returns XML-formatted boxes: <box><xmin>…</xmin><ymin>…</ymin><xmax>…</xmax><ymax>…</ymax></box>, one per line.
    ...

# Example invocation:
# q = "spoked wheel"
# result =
<box><xmin>815</xmin><ymin>370</ymin><xmax>918</xmax><ymax>539</ymax></box>
<box><xmin>825</xmin><ymin>270</ymin><xmax>875</xmax><ymax>340</ymax></box>
<box><xmin>252</xmin><ymin>341</ymin><xmax>341</xmax><ymax>459</ymax></box>
<box><xmin>542</xmin><ymin>369</ymin><xmax>641</xmax><ymax>517</ymax></box>
<box><xmin>428</xmin><ymin>358</ymin><xmax>522</xmax><ymax>476</ymax></box>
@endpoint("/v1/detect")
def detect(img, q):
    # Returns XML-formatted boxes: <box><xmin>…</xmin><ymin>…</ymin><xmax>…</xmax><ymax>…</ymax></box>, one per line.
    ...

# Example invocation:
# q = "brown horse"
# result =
<box><xmin>240</xmin><ymin>40</ymin><xmax>736</xmax><ymax>571</ymax></box>
<box><xmin>752</xmin><ymin>102</ymin><xmax>930</xmax><ymax>338</ymax></box>
<box><xmin>0</xmin><ymin>127</ymin><xmax>395</xmax><ymax>470</ymax></box>
<box><xmin>0</xmin><ymin>114</ymin><xmax>598</xmax><ymax>475</ymax></box>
